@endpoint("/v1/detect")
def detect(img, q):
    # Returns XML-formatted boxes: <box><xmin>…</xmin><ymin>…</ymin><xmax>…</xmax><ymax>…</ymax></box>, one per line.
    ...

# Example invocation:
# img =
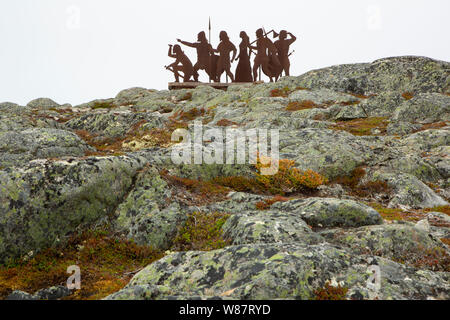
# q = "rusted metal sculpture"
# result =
<box><xmin>213</xmin><ymin>31</ymin><xmax>237</xmax><ymax>83</ymax></box>
<box><xmin>274</xmin><ymin>30</ymin><xmax>297</xmax><ymax>77</ymax></box>
<box><xmin>166</xmin><ymin>26</ymin><xmax>296</xmax><ymax>87</ymax></box>
<box><xmin>166</xmin><ymin>44</ymin><xmax>194</xmax><ymax>82</ymax></box>
<box><xmin>234</xmin><ymin>31</ymin><xmax>253</xmax><ymax>82</ymax></box>
<box><xmin>177</xmin><ymin>32</ymin><xmax>219</xmax><ymax>82</ymax></box>
<box><xmin>251</xmin><ymin>28</ymin><xmax>283</xmax><ymax>82</ymax></box>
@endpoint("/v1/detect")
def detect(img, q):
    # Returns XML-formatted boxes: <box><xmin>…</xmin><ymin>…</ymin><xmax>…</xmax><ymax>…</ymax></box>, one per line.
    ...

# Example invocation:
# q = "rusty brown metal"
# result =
<box><xmin>234</xmin><ymin>31</ymin><xmax>253</xmax><ymax>82</ymax></box>
<box><xmin>166</xmin><ymin>27</ymin><xmax>296</xmax><ymax>85</ymax></box>
<box><xmin>274</xmin><ymin>30</ymin><xmax>297</xmax><ymax>77</ymax></box>
<box><xmin>167</xmin><ymin>44</ymin><xmax>195</xmax><ymax>82</ymax></box>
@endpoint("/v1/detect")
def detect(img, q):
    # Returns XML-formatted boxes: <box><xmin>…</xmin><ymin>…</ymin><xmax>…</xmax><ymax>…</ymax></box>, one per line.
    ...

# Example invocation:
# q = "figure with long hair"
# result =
<box><xmin>177</xmin><ymin>32</ymin><xmax>215</xmax><ymax>82</ymax></box>
<box><xmin>234</xmin><ymin>31</ymin><xmax>253</xmax><ymax>82</ymax></box>
<box><xmin>274</xmin><ymin>30</ymin><xmax>296</xmax><ymax>76</ymax></box>
<box><xmin>213</xmin><ymin>31</ymin><xmax>237</xmax><ymax>82</ymax></box>
<box><xmin>167</xmin><ymin>44</ymin><xmax>194</xmax><ymax>82</ymax></box>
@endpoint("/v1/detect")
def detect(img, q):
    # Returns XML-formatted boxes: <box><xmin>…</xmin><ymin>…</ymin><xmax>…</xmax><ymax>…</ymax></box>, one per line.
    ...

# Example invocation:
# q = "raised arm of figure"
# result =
<box><xmin>287</xmin><ymin>33</ymin><xmax>297</xmax><ymax>45</ymax></box>
<box><xmin>177</xmin><ymin>39</ymin><xmax>197</xmax><ymax>48</ymax></box>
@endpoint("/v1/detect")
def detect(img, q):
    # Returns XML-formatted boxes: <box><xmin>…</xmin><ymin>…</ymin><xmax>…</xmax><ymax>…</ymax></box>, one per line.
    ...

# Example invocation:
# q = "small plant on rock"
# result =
<box><xmin>171</xmin><ymin>211</ymin><xmax>231</xmax><ymax>251</ymax></box>
<box><xmin>255</xmin><ymin>157</ymin><xmax>327</xmax><ymax>195</ymax></box>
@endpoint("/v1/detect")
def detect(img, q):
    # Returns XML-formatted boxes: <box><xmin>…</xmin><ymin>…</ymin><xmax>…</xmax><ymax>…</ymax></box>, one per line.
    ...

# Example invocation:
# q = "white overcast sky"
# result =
<box><xmin>0</xmin><ymin>0</ymin><xmax>449</xmax><ymax>106</ymax></box>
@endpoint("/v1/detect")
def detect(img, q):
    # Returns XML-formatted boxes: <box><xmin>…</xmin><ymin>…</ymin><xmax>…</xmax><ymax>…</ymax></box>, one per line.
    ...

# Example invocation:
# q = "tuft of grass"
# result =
<box><xmin>91</xmin><ymin>101</ymin><xmax>117</xmax><ymax>110</ymax></box>
<box><xmin>415</xmin><ymin>122</ymin><xmax>448</xmax><ymax>133</ymax></box>
<box><xmin>286</xmin><ymin>100</ymin><xmax>320</xmax><ymax>111</ymax></box>
<box><xmin>216</xmin><ymin>119</ymin><xmax>238</xmax><ymax>127</ymax></box>
<box><xmin>339</xmin><ymin>100</ymin><xmax>360</xmax><ymax>106</ymax></box>
<box><xmin>270</xmin><ymin>87</ymin><xmax>291</xmax><ymax>98</ymax></box>
<box><xmin>409</xmin><ymin>247</ymin><xmax>450</xmax><ymax>272</ymax></box>
<box><xmin>313</xmin><ymin>283</ymin><xmax>348</xmax><ymax>300</ymax></box>
<box><xmin>331</xmin><ymin>167</ymin><xmax>392</xmax><ymax>198</ymax></box>
<box><xmin>424</xmin><ymin>205</ymin><xmax>450</xmax><ymax>216</ymax></box>
<box><xmin>332</xmin><ymin>167</ymin><xmax>366</xmax><ymax>189</ymax></box>
<box><xmin>171</xmin><ymin>212</ymin><xmax>231</xmax><ymax>252</ymax></box>
<box><xmin>0</xmin><ymin>227</ymin><xmax>164</xmax><ymax>300</ymax></box>
<box><xmin>255</xmin><ymin>157</ymin><xmax>327</xmax><ymax>195</ymax></box>
<box><xmin>368</xmin><ymin>203</ymin><xmax>421</xmax><ymax>222</ymax></box>
<box><xmin>211</xmin><ymin>176</ymin><xmax>259</xmax><ymax>194</ymax></box>
<box><xmin>330</xmin><ymin>117</ymin><xmax>389</xmax><ymax>136</ymax></box>
<box><xmin>171</xmin><ymin>107</ymin><xmax>205</xmax><ymax>122</ymax></box>
<box><xmin>255</xmin><ymin>195</ymin><xmax>289</xmax><ymax>210</ymax></box>
<box><xmin>294</xmin><ymin>86</ymin><xmax>310</xmax><ymax>91</ymax></box>
<box><xmin>402</xmin><ymin>92</ymin><xmax>414</xmax><ymax>100</ymax></box>
<box><xmin>160</xmin><ymin>170</ymin><xmax>231</xmax><ymax>206</ymax></box>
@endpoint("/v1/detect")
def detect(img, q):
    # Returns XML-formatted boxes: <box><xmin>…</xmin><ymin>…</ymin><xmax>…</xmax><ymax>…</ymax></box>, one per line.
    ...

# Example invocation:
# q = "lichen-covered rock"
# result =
<box><xmin>222</xmin><ymin>210</ymin><xmax>324</xmax><ymax>245</ymax></box>
<box><xmin>359</xmin><ymin>92</ymin><xmax>404</xmax><ymax>118</ymax></box>
<box><xmin>382</xmin><ymin>155</ymin><xmax>444</xmax><ymax>183</ymax></box>
<box><xmin>387</xmin><ymin>121</ymin><xmax>421</xmax><ymax>136</ymax></box>
<box><xmin>0</xmin><ymin>128</ymin><xmax>93</xmax><ymax>168</ymax></box>
<box><xmin>278</xmin><ymin>129</ymin><xmax>376</xmax><ymax>179</ymax></box>
<box><xmin>114</xmin><ymin>87</ymin><xmax>156</xmax><ymax>106</ymax></box>
<box><xmin>0</xmin><ymin>156</ymin><xmax>146</xmax><ymax>264</ymax></box>
<box><xmin>5</xmin><ymin>291</ymin><xmax>37</xmax><ymax>300</ymax></box>
<box><xmin>107</xmin><ymin>243</ymin><xmax>450</xmax><ymax>300</ymax></box>
<box><xmin>371</xmin><ymin>171</ymin><xmax>448</xmax><ymax>209</ymax></box>
<box><xmin>27</xmin><ymin>98</ymin><xmax>70</xmax><ymax>110</ymax></box>
<box><xmin>271</xmin><ymin>198</ymin><xmax>383</xmax><ymax>228</ymax></box>
<box><xmin>399</xmin><ymin>129</ymin><xmax>450</xmax><ymax>152</ymax></box>
<box><xmin>319</xmin><ymin>223</ymin><xmax>449</xmax><ymax>270</ymax></box>
<box><xmin>5</xmin><ymin>286</ymin><xmax>71</xmax><ymax>300</ymax></box>
<box><xmin>114</xmin><ymin>166</ymin><xmax>186</xmax><ymax>250</ymax></box>
<box><xmin>65</xmin><ymin>111</ymin><xmax>167</xmax><ymax>139</ymax></box>
<box><xmin>424</xmin><ymin>146</ymin><xmax>450</xmax><ymax>179</ymax></box>
<box><xmin>392</xmin><ymin>93</ymin><xmax>450</xmax><ymax>124</ymax></box>
<box><xmin>294</xmin><ymin>56</ymin><xmax>450</xmax><ymax>95</ymax></box>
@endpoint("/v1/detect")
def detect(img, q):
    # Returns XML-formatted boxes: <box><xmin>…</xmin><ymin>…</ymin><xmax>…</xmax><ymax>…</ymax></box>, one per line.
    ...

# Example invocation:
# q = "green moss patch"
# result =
<box><xmin>171</xmin><ymin>212</ymin><xmax>231</xmax><ymax>252</ymax></box>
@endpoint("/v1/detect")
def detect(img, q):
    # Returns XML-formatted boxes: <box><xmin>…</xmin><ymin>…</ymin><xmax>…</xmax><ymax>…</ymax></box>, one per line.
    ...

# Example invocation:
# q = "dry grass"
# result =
<box><xmin>216</xmin><ymin>119</ymin><xmax>238</xmax><ymax>127</ymax></box>
<box><xmin>255</xmin><ymin>195</ymin><xmax>290</xmax><ymax>210</ymax></box>
<box><xmin>313</xmin><ymin>283</ymin><xmax>348</xmax><ymax>300</ymax></box>
<box><xmin>286</xmin><ymin>100</ymin><xmax>321</xmax><ymax>111</ymax></box>
<box><xmin>171</xmin><ymin>212</ymin><xmax>231</xmax><ymax>252</ymax></box>
<box><xmin>0</xmin><ymin>227</ymin><xmax>164</xmax><ymax>300</ymax></box>
<box><xmin>414</xmin><ymin>122</ymin><xmax>448</xmax><ymax>132</ymax></box>
<box><xmin>402</xmin><ymin>92</ymin><xmax>414</xmax><ymax>100</ymax></box>
<box><xmin>330</xmin><ymin>117</ymin><xmax>389</xmax><ymax>136</ymax></box>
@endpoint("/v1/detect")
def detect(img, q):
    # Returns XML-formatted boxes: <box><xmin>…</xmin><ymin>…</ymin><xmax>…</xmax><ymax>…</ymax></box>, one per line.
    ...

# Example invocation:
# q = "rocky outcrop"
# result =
<box><xmin>0</xmin><ymin>156</ymin><xmax>145</xmax><ymax>264</ymax></box>
<box><xmin>1</xmin><ymin>56</ymin><xmax>449</xmax><ymax>300</ymax></box>
<box><xmin>106</xmin><ymin>242</ymin><xmax>449</xmax><ymax>300</ymax></box>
